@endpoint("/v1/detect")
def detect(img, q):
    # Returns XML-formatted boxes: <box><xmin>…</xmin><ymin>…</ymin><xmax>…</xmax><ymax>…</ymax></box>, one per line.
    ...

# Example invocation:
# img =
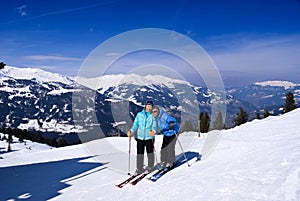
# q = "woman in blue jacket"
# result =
<box><xmin>128</xmin><ymin>100</ymin><xmax>157</xmax><ymax>174</ymax></box>
<box><xmin>151</xmin><ymin>106</ymin><xmax>180</xmax><ymax>169</ymax></box>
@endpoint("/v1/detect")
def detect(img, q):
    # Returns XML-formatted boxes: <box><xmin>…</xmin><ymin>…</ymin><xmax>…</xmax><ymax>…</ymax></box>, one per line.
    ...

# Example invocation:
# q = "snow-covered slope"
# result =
<box><xmin>1</xmin><ymin>108</ymin><xmax>300</xmax><ymax>201</ymax></box>
<box><xmin>0</xmin><ymin>134</ymin><xmax>52</xmax><ymax>159</ymax></box>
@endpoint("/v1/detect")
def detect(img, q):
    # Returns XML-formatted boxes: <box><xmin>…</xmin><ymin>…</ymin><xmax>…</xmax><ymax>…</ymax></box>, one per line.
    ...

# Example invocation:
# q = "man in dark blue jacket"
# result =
<box><xmin>151</xmin><ymin>106</ymin><xmax>180</xmax><ymax>168</ymax></box>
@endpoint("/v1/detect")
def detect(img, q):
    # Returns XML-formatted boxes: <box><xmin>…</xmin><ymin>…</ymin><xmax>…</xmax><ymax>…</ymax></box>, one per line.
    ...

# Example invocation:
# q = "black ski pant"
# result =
<box><xmin>161</xmin><ymin>134</ymin><xmax>176</xmax><ymax>165</ymax></box>
<box><xmin>136</xmin><ymin>138</ymin><xmax>155</xmax><ymax>171</ymax></box>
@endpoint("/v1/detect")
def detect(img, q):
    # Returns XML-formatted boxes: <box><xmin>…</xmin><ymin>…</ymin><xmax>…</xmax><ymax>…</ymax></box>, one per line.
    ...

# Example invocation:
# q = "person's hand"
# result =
<box><xmin>127</xmin><ymin>130</ymin><xmax>131</xmax><ymax>137</ymax></box>
<box><xmin>150</xmin><ymin>130</ymin><xmax>155</xmax><ymax>136</ymax></box>
<box><xmin>168</xmin><ymin>121</ymin><xmax>175</xmax><ymax>130</ymax></box>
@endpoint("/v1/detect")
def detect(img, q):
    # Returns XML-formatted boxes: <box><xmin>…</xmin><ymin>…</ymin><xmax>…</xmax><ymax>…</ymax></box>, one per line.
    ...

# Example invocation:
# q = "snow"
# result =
<box><xmin>47</xmin><ymin>88</ymin><xmax>80</xmax><ymax>96</ymax></box>
<box><xmin>1</xmin><ymin>109</ymin><xmax>300</xmax><ymax>200</ymax></box>
<box><xmin>255</xmin><ymin>80</ymin><xmax>300</xmax><ymax>89</ymax></box>
<box><xmin>0</xmin><ymin>135</ymin><xmax>52</xmax><ymax>159</ymax></box>
<box><xmin>0</xmin><ymin>66</ymin><xmax>73</xmax><ymax>85</ymax></box>
<box><xmin>17</xmin><ymin>119</ymin><xmax>87</xmax><ymax>134</ymax></box>
<box><xmin>75</xmin><ymin>73</ymin><xmax>189</xmax><ymax>92</ymax></box>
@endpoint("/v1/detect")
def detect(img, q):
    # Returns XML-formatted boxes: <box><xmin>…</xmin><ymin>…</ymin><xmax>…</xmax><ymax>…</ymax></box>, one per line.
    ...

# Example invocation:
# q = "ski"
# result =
<box><xmin>148</xmin><ymin>167</ymin><xmax>172</xmax><ymax>182</ymax></box>
<box><xmin>130</xmin><ymin>165</ymin><xmax>164</xmax><ymax>185</ymax></box>
<box><xmin>130</xmin><ymin>172</ymin><xmax>149</xmax><ymax>185</ymax></box>
<box><xmin>115</xmin><ymin>174</ymin><xmax>137</xmax><ymax>188</ymax></box>
<box><xmin>148</xmin><ymin>162</ymin><xmax>179</xmax><ymax>182</ymax></box>
<box><xmin>148</xmin><ymin>157</ymin><xmax>200</xmax><ymax>182</ymax></box>
<box><xmin>148</xmin><ymin>168</ymin><xmax>165</xmax><ymax>180</ymax></box>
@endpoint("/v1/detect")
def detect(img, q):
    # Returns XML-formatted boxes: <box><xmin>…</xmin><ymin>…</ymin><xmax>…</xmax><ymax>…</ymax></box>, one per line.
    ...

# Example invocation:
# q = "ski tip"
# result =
<box><xmin>149</xmin><ymin>178</ymin><xmax>157</xmax><ymax>182</ymax></box>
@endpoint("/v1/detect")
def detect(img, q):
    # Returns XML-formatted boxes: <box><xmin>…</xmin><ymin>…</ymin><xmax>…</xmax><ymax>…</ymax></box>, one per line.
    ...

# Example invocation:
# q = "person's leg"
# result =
<box><xmin>145</xmin><ymin>139</ymin><xmax>154</xmax><ymax>169</ymax></box>
<box><xmin>160</xmin><ymin>135</ymin><xmax>168</xmax><ymax>165</ymax></box>
<box><xmin>164</xmin><ymin>136</ymin><xmax>172</xmax><ymax>165</ymax></box>
<box><xmin>166</xmin><ymin>135</ymin><xmax>177</xmax><ymax>165</ymax></box>
<box><xmin>136</xmin><ymin>139</ymin><xmax>145</xmax><ymax>172</ymax></box>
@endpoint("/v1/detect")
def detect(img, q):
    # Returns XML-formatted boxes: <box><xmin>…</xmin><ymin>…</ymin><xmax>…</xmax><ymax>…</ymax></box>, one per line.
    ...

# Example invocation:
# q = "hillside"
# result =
<box><xmin>2</xmin><ymin>66</ymin><xmax>300</xmax><ymax>138</ymax></box>
<box><xmin>1</xmin><ymin>108</ymin><xmax>300</xmax><ymax>200</ymax></box>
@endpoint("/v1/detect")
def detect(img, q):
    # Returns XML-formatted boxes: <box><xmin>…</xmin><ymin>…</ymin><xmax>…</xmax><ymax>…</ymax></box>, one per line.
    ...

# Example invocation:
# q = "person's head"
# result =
<box><xmin>151</xmin><ymin>106</ymin><xmax>160</xmax><ymax>117</ymax></box>
<box><xmin>145</xmin><ymin>100</ymin><xmax>154</xmax><ymax>112</ymax></box>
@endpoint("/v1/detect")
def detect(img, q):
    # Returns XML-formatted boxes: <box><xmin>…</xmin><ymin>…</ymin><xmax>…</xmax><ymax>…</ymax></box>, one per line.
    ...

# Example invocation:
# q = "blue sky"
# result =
<box><xmin>1</xmin><ymin>0</ymin><xmax>300</xmax><ymax>86</ymax></box>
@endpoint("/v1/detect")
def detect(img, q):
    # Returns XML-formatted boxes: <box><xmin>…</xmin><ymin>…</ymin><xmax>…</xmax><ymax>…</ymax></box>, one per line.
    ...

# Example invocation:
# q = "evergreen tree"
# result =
<box><xmin>181</xmin><ymin>120</ymin><xmax>194</xmax><ymax>132</ymax></box>
<box><xmin>51</xmin><ymin>138</ymin><xmax>58</xmax><ymax>147</ymax></box>
<box><xmin>36</xmin><ymin>132</ymin><xmax>44</xmax><ymax>143</ymax></box>
<box><xmin>57</xmin><ymin>137</ymin><xmax>68</xmax><ymax>147</ymax></box>
<box><xmin>8</xmin><ymin>133</ymin><xmax>13</xmax><ymax>143</ymax></box>
<box><xmin>199</xmin><ymin>112</ymin><xmax>210</xmax><ymax>133</ymax></box>
<box><xmin>7</xmin><ymin>142</ymin><xmax>11</xmax><ymax>152</ymax></box>
<box><xmin>212</xmin><ymin>111</ymin><xmax>224</xmax><ymax>130</ymax></box>
<box><xmin>256</xmin><ymin>113</ymin><xmax>261</xmax><ymax>120</ymax></box>
<box><xmin>0</xmin><ymin>62</ymin><xmax>5</xmax><ymax>70</ymax></box>
<box><xmin>284</xmin><ymin>92</ymin><xmax>296</xmax><ymax>113</ymax></box>
<box><xmin>45</xmin><ymin>137</ymin><xmax>58</xmax><ymax>147</ymax></box>
<box><xmin>234</xmin><ymin>107</ymin><xmax>248</xmax><ymax>126</ymax></box>
<box><xmin>72</xmin><ymin>139</ymin><xmax>82</xmax><ymax>145</ymax></box>
<box><xmin>18</xmin><ymin>134</ymin><xmax>24</xmax><ymax>143</ymax></box>
<box><xmin>264</xmin><ymin>109</ymin><xmax>271</xmax><ymax>118</ymax></box>
<box><xmin>2</xmin><ymin>134</ymin><xmax>7</xmax><ymax>141</ymax></box>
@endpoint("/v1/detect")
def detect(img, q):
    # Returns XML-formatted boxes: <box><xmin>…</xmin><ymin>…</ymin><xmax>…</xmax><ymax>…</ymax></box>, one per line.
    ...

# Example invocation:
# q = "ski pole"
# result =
<box><xmin>152</xmin><ymin>138</ymin><xmax>159</xmax><ymax>166</ymax></box>
<box><xmin>175</xmin><ymin>133</ymin><xmax>191</xmax><ymax>167</ymax></box>
<box><xmin>128</xmin><ymin>134</ymin><xmax>131</xmax><ymax>175</ymax></box>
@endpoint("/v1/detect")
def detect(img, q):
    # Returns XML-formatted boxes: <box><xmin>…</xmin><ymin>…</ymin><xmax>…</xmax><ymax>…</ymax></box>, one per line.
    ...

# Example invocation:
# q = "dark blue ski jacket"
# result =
<box><xmin>155</xmin><ymin>109</ymin><xmax>180</xmax><ymax>136</ymax></box>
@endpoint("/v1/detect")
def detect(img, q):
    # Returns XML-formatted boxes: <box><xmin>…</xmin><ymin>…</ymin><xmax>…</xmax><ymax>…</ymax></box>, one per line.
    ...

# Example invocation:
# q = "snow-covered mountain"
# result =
<box><xmin>228</xmin><ymin>80</ymin><xmax>300</xmax><ymax>116</ymax></box>
<box><xmin>0</xmin><ymin>66</ymin><xmax>73</xmax><ymax>85</ymax></box>
<box><xmin>0</xmin><ymin>66</ymin><xmax>228</xmax><ymax>140</ymax></box>
<box><xmin>0</xmin><ymin>66</ymin><xmax>299</xmax><ymax>140</ymax></box>
<box><xmin>0</xmin><ymin>67</ymin><xmax>78</xmax><ymax>134</ymax></box>
<box><xmin>78</xmin><ymin>74</ymin><xmax>189</xmax><ymax>94</ymax></box>
<box><xmin>1</xmin><ymin>108</ymin><xmax>299</xmax><ymax>201</ymax></box>
<box><xmin>255</xmin><ymin>80</ymin><xmax>300</xmax><ymax>89</ymax></box>
<box><xmin>81</xmin><ymin>74</ymin><xmax>300</xmax><ymax>126</ymax></box>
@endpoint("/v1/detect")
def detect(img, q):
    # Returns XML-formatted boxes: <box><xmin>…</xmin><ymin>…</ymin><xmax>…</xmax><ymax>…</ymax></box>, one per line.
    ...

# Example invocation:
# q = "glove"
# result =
<box><xmin>150</xmin><ymin>130</ymin><xmax>155</xmax><ymax>136</ymax></box>
<box><xmin>127</xmin><ymin>130</ymin><xmax>131</xmax><ymax>137</ymax></box>
<box><xmin>168</xmin><ymin>121</ymin><xmax>175</xmax><ymax>130</ymax></box>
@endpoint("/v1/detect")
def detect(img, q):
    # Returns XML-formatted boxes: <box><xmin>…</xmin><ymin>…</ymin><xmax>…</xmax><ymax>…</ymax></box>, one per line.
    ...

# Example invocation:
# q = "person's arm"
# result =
<box><xmin>131</xmin><ymin>113</ymin><xmax>140</xmax><ymax>132</ymax></box>
<box><xmin>174</xmin><ymin>120</ymin><xmax>180</xmax><ymax>133</ymax></box>
<box><xmin>151</xmin><ymin>116</ymin><xmax>157</xmax><ymax>132</ymax></box>
<box><xmin>167</xmin><ymin>116</ymin><xmax>180</xmax><ymax>133</ymax></box>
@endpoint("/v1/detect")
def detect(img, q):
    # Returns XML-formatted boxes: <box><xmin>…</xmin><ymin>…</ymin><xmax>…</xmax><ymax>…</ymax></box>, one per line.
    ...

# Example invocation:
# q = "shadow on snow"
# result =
<box><xmin>0</xmin><ymin>156</ymin><xmax>106</xmax><ymax>200</ymax></box>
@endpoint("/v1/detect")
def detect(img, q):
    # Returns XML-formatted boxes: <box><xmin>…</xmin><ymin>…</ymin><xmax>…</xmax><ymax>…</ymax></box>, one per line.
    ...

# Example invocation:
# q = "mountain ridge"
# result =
<box><xmin>3</xmin><ymin>65</ymin><xmax>299</xmax><ymax>90</ymax></box>
<box><xmin>0</xmin><ymin>66</ymin><xmax>299</xmax><ymax>139</ymax></box>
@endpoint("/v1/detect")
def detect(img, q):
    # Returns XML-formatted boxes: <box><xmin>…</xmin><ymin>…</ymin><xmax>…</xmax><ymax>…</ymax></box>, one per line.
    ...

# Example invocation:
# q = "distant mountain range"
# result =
<box><xmin>0</xmin><ymin>66</ymin><xmax>299</xmax><ymax>142</ymax></box>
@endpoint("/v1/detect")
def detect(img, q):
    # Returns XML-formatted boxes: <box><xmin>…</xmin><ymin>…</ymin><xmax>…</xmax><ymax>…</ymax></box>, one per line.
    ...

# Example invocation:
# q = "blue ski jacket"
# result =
<box><xmin>156</xmin><ymin>109</ymin><xmax>180</xmax><ymax>137</ymax></box>
<box><xmin>130</xmin><ymin>109</ymin><xmax>157</xmax><ymax>140</ymax></box>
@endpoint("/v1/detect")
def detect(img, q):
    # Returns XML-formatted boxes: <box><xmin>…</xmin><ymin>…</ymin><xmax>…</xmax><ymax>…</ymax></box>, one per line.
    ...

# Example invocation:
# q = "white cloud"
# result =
<box><xmin>23</xmin><ymin>55</ymin><xmax>83</xmax><ymax>61</ymax></box>
<box><xmin>16</xmin><ymin>5</ymin><xmax>27</xmax><ymax>16</ymax></box>
<box><xmin>105</xmin><ymin>52</ymin><xmax>121</xmax><ymax>57</ymax></box>
<box><xmin>207</xmin><ymin>33</ymin><xmax>300</xmax><ymax>76</ymax></box>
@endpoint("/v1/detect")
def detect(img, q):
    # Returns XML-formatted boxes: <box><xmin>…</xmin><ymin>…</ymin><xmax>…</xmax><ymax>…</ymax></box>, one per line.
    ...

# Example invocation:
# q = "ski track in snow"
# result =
<box><xmin>1</xmin><ymin>109</ymin><xmax>300</xmax><ymax>201</ymax></box>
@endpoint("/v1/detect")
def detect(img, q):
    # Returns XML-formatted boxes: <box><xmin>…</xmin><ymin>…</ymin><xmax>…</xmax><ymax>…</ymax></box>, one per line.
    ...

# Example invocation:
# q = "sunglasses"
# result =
<box><xmin>152</xmin><ymin>110</ymin><xmax>159</xmax><ymax>113</ymax></box>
